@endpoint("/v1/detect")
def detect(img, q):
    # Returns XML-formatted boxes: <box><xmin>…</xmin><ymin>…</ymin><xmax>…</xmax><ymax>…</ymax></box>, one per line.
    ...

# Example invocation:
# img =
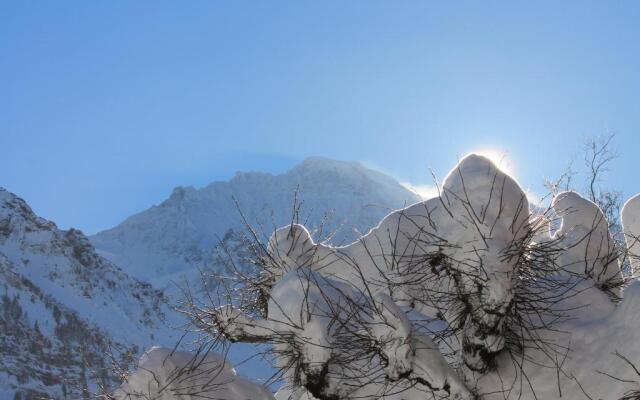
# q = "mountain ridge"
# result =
<box><xmin>90</xmin><ymin>157</ymin><xmax>421</xmax><ymax>283</ymax></box>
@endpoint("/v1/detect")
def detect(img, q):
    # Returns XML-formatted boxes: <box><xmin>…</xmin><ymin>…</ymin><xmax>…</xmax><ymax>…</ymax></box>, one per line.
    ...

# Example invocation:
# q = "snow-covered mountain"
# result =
<box><xmin>91</xmin><ymin>157</ymin><xmax>421</xmax><ymax>285</ymax></box>
<box><xmin>0</xmin><ymin>188</ymin><xmax>176</xmax><ymax>399</ymax></box>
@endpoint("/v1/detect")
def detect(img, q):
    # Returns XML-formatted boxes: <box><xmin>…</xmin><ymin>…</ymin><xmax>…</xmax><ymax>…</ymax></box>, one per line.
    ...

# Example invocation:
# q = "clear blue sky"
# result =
<box><xmin>2</xmin><ymin>1</ymin><xmax>640</xmax><ymax>234</ymax></box>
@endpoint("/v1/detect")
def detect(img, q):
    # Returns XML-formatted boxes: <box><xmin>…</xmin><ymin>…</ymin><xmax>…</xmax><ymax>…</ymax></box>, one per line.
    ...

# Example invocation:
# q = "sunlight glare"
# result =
<box><xmin>473</xmin><ymin>149</ymin><xmax>516</xmax><ymax>178</ymax></box>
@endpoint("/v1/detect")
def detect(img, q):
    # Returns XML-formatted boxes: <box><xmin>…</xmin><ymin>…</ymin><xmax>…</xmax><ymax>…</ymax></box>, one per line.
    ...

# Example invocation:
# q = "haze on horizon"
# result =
<box><xmin>2</xmin><ymin>1</ymin><xmax>640</xmax><ymax>233</ymax></box>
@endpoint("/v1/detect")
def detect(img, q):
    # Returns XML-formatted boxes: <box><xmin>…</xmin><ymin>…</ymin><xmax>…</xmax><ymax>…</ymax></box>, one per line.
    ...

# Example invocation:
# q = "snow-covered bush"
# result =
<box><xmin>111</xmin><ymin>346</ymin><xmax>275</xmax><ymax>400</ymax></box>
<box><xmin>623</xmin><ymin>194</ymin><xmax>640</xmax><ymax>275</ymax></box>
<box><xmin>551</xmin><ymin>190</ymin><xmax>624</xmax><ymax>296</ymax></box>
<box><xmin>125</xmin><ymin>153</ymin><xmax>640</xmax><ymax>400</ymax></box>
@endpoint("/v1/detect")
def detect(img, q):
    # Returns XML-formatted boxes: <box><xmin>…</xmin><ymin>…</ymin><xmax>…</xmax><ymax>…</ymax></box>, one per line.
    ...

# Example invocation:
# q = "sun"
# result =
<box><xmin>473</xmin><ymin>149</ymin><xmax>516</xmax><ymax>178</ymax></box>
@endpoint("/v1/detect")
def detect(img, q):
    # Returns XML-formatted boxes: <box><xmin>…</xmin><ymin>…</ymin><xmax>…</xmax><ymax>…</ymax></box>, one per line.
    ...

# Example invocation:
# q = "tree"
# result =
<box><xmin>545</xmin><ymin>134</ymin><xmax>624</xmax><ymax>247</ymax></box>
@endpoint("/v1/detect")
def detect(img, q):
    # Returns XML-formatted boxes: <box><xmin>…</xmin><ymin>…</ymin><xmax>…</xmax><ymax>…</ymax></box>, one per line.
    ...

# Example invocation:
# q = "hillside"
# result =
<box><xmin>0</xmin><ymin>188</ymin><xmax>175</xmax><ymax>399</ymax></box>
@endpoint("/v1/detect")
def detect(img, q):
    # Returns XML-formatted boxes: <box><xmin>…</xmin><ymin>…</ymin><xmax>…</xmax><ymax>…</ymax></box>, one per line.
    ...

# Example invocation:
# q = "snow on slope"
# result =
<box><xmin>0</xmin><ymin>252</ymin><xmax>119</xmax><ymax>399</ymax></box>
<box><xmin>90</xmin><ymin>157</ymin><xmax>421</xmax><ymax>285</ymax></box>
<box><xmin>0</xmin><ymin>188</ymin><xmax>177</xmax><ymax>399</ymax></box>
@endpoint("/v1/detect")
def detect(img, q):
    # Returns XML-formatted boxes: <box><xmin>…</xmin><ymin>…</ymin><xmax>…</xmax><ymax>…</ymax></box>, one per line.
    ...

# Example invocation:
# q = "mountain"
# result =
<box><xmin>0</xmin><ymin>188</ymin><xmax>175</xmax><ymax>399</ymax></box>
<box><xmin>91</xmin><ymin>157</ymin><xmax>421</xmax><ymax>285</ymax></box>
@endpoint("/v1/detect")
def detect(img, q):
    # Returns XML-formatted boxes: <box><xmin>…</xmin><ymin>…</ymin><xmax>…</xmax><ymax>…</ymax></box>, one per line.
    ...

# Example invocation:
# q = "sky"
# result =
<box><xmin>2</xmin><ymin>1</ymin><xmax>640</xmax><ymax>234</ymax></box>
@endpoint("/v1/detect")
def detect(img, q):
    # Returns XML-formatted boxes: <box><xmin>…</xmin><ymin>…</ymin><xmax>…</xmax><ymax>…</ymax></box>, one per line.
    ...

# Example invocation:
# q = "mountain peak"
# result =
<box><xmin>296</xmin><ymin>156</ymin><xmax>359</xmax><ymax>169</ymax></box>
<box><xmin>290</xmin><ymin>157</ymin><xmax>375</xmax><ymax>177</ymax></box>
<box><xmin>0</xmin><ymin>187</ymin><xmax>34</xmax><ymax>216</ymax></box>
<box><xmin>165</xmin><ymin>185</ymin><xmax>198</xmax><ymax>205</ymax></box>
<box><xmin>0</xmin><ymin>187</ymin><xmax>58</xmax><ymax>236</ymax></box>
